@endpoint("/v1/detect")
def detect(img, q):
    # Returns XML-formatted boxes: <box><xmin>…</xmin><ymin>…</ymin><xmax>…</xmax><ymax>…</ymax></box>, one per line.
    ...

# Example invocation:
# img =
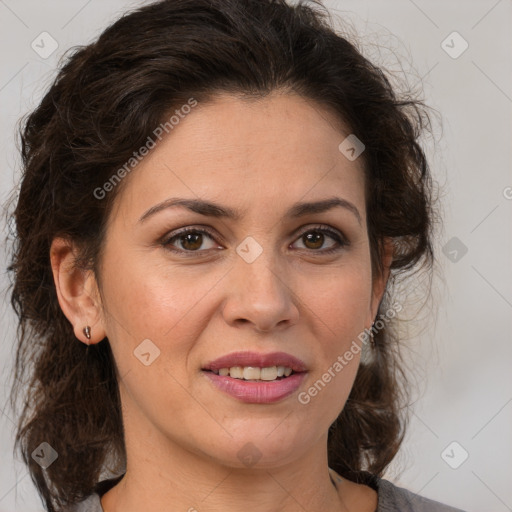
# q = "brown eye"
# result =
<box><xmin>302</xmin><ymin>231</ymin><xmax>325</xmax><ymax>250</ymax></box>
<box><xmin>291</xmin><ymin>226</ymin><xmax>348</xmax><ymax>254</ymax></box>
<box><xmin>162</xmin><ymin>227</ymin><xmax>220</xmax><ymax>254</ymax></box>
<box><xmin>179</xmin><ymin>232</ymin><xmax>203</xmax><ymax>251</ymax></box>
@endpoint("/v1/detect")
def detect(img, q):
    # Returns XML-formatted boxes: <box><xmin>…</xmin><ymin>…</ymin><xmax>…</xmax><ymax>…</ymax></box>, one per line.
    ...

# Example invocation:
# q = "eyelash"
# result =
<box><xmin>160</xmin><ymin>224</ymin><xmax>348</xmax><ymax>257</ymax></box>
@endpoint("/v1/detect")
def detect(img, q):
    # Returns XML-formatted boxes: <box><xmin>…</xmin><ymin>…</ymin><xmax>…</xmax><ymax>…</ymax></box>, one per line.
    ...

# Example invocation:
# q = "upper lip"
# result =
<box><xmin>202</xmin><ymin>351</ymin><xmax>308</xmax><ymax>372</ymax></box>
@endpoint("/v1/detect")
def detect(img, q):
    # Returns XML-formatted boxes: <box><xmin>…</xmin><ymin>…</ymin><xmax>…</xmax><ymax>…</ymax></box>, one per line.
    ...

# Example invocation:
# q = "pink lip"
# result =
<box><xmin>202</xmin><ymin>371</ymin><xmax>307</xmax><ymax>404</ymax></box>
<box><xmin>201</xmin><ymin>351</ymin><xmax>308</xmax><ymax>404</ymax></box>
<box><xmin>202</xmin><ymin>351</ymin><xmax>308</xmax><ymax>372</ymax></box>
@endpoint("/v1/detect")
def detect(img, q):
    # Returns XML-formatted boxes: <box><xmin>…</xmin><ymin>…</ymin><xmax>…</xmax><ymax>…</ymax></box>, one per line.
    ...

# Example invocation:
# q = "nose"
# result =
<box><xmin>221</xmin><ymin>247</ymin><xmax>300</xmax><ymax>333</ymax></box>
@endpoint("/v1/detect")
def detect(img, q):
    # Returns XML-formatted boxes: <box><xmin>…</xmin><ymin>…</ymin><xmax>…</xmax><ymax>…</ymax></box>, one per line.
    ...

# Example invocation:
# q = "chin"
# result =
<box><xmin>203</xmin><ymin>428</ymin><xmax>313</xmax><ymax>470</ymax></box>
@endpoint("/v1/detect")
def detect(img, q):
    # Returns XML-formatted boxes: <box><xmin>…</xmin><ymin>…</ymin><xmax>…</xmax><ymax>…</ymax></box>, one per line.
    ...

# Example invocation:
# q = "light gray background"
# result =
<box><xmin>1</xmin><ymin>1</ymin><xmax>511</xmax><ymax>511</ymax></box>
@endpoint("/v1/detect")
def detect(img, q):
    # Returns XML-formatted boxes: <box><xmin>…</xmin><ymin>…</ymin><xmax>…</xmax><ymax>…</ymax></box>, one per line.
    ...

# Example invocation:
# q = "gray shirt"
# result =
<box><xmin>65</xmin><ymin>476</ymin><xmax>466</xmax><ymax>511</ymax></box>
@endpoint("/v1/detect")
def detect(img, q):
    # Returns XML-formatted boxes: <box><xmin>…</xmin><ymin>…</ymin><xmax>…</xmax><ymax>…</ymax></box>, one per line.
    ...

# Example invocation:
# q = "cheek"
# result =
<box><xmin>297</xmin><ymin>265</ymin><xmax>371</xmax><ymax>412</ymax></box>
<box><xmin>101</xmin><ymin>249</ymin><xmax>198</xmax><ymax>331</ymax></box>
<box><xmin>99</xmin><ymin>251</ymin><xmax>226</xmax><ymax>375</ymax></box>
<box><xmin>98</xmin><ymin>256</ymin><xmax>216</xmax><ymax>427</ymax></box>
<box><xmin>305</xmin><ymin>263</ymin><xmax>373</xmax><ymax>341</ymax></box>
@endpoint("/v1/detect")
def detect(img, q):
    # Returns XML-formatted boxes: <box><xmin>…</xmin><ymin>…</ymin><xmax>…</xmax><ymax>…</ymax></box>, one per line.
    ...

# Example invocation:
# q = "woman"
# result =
<box><xmin>7</xmin><ymin>0</ymin><xmax>464</xmax><ymax>511</ymax></box>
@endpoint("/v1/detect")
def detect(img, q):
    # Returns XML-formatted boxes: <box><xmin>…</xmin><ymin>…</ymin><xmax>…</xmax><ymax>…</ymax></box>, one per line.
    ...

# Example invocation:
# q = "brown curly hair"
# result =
<box><xmin>6</xmin><ymin>0</ymin><xmax>435</xmax><ymax>510</ymax></box>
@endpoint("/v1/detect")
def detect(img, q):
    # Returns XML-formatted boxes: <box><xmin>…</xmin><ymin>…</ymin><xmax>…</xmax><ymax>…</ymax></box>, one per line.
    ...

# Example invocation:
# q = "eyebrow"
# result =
<box><xmin>138</xmin><ymin>196</ymin><xmax>361</xmax><ymax>225</ymax></box>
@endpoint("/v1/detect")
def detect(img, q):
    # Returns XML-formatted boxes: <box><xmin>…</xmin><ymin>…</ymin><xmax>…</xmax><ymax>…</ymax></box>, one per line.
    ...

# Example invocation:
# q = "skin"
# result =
<box><xmin>51</xmin><ymin>91</ymin><xmax>392</xmax><ymax>512</ymax></box>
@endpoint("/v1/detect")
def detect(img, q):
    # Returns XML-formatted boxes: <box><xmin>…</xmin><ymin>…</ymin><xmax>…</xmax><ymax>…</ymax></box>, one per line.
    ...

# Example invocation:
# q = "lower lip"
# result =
<box><xmin>202</xmin><ymin>371</ymin><xmax>307</xmax><ymax>403</ymax></box>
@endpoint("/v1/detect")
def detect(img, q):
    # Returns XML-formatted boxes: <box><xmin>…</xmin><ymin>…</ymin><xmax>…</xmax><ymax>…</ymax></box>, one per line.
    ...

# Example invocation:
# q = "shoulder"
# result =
<box><xmin>376</xmin><ymin>478</ymin><xmax>466</xmax><ymax>512</ymax></box>
<box><xmin>59</xmin><ymin>493</ymin><xmax>103</xmax><ymax>512</ymax></box>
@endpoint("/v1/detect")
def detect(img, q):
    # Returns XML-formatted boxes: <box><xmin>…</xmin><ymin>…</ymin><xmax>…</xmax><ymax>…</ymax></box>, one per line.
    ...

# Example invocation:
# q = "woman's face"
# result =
<box><xmin>95</xmin><ymin>92</ymin><xmax>386</xmax><ymax>469</ymax></box>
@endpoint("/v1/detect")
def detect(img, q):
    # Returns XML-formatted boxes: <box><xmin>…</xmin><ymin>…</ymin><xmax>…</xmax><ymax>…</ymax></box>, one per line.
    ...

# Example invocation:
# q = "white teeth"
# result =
<box><xmin>213</xmin><ymin>366</ymin><xmax>294</xmax><ymax>381</ymax></box>
<box><xmin>243</xmin><ymin>366</ymin><xmax>261</xmax><ymax>380</ymax></box>
<box><xmin>230</xmin><ymin>366</ymin><xmax>244</xmax><ymax>379</ymax></box>
<box><xmin>260</xmin><ymin>367</ymin><xmax>278</xmax><ymax>380</ymax></box>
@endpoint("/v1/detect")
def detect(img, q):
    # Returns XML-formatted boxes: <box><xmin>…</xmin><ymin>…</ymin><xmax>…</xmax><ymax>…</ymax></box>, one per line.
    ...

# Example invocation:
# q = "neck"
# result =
<box><xmin>100</xmin><ymin>391</ymin><xmax>377</xmax><ymax>512</ymax></box>
<box><xmin>100</xmin><ymin>428</ymin><xmax>347</xmax><ymax>512</ymax></box>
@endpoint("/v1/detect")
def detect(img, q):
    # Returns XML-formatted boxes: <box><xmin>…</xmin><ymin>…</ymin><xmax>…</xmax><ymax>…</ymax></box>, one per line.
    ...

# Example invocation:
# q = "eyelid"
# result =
<box><xmin>290</xmin><ymin>224</ymin><xmax>349</xmax><ymax>254</ymax></box>
<box><xmin>160</xmin><ymin>226</ymin><xmax>222</xmax><ymax>249</ymax></box>
<box><xmin>160</xmin><ymin>223</ymin><xmax>349</xmax><ymax>255</ymax></box>
<box><xmin>292</xmin><ymin>223</ymin><xmax>349</xmax><ymax>244</ymax></box>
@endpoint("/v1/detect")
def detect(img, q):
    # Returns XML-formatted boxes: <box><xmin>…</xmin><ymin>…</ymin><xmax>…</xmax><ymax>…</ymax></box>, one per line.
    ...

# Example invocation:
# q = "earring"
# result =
<box><xmin>369</xmin><ymin>322</ymin><xmax>376</xmax><ymax>348</ymax></box>
<box><xmin>83</xmin><ymin>326</ymin><xmax>91</xmax><ymax>340</ymax></box>
<box><xmin>360</xmin><ymin>323</ymin><xmax>375</xmax><ymax>364</ymax></box>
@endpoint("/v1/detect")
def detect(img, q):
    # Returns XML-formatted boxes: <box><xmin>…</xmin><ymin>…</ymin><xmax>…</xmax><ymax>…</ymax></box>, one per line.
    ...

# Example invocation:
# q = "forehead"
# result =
<box><xmin>110</xmin><ymin>92</ymin><xmax>366</xmax><ymax>223</ymax></box>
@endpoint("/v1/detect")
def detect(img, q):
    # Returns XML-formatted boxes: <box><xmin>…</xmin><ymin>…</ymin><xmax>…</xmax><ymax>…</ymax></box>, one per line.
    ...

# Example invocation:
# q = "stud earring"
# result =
<box><xmin>83</xmin><ymin>326</ymin><xmax>91</xmax><ymax>340</ymax></box>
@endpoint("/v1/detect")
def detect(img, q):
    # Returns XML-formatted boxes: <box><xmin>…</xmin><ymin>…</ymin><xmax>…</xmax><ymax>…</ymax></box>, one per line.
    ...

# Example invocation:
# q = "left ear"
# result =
<box><xmin>368</xmin><ymin>238</ymin><xmax>394</xmax><ymax>325</ymax></box>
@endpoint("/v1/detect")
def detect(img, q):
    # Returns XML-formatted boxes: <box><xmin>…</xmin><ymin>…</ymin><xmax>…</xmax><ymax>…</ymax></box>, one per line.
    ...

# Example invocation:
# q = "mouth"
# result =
<box><xmin>202</xmin><ymin>350</ymin><xmax>307</xmax><ymax>377</ymax></box>
<box><xmin>201</xmin><ymin>351</ymin><xmax>308</xmax><ymax>403</ymax></box>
